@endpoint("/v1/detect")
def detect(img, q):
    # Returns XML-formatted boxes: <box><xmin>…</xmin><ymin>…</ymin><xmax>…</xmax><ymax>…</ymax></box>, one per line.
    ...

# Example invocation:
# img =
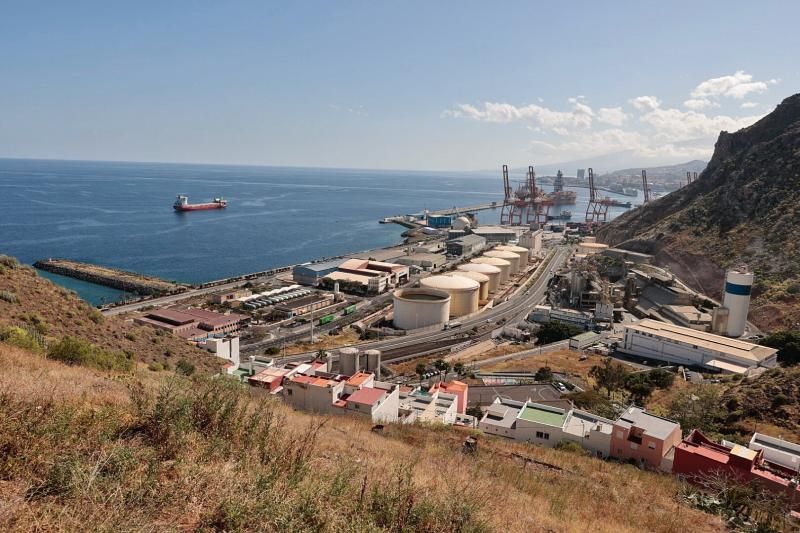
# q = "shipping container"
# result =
<box><xmin>319</xmin><ymin>314</ymin><xmax>335</xmax><ymax>325</ymax></box>
<box><xmin>343</xmin><ymin>304</ymin><xmax>357</xmax><ymax>315</ymax></box>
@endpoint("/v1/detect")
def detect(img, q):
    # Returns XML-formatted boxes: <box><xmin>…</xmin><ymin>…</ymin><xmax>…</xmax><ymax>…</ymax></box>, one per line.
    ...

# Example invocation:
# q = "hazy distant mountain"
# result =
<box><xmin>507</xmin><ymin>157</ymin><xmax>706</xmax><ymax>180</ymax></box>
<box><xmin>601</xmin><ymin>160</ymin><xmax>707</xmax><ymax>183</ymax></box>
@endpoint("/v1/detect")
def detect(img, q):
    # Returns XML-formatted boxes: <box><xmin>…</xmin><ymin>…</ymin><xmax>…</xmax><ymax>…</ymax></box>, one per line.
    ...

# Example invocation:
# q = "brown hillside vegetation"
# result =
<box><xmin>0</xmin><ymin>342</ymin><xmax>723</xmax><ymax>532</ymax></box>
<box><xmin>0</xmin><ymin>255</ymin><xmax>222</xmax><ymax>374</ymax></box>
<box><xmin>596</xmin><ymin>93</ymin><xmax>800</xmax><ymax>331</ymax></box>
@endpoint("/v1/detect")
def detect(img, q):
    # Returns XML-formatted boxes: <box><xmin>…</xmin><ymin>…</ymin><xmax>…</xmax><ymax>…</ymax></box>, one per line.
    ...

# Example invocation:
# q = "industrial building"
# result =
<box><xmin>420</xmin><ymin>275</ymin><xmax>480</xmax><ymax>317</ymax></box>
<box><xmin>273</xmin><ymin>293</ymin><xmax>335</xmax><ymax>318</ymax></box>
<box><xmin>135</xmin><ymin>307</ymin><xmax>248</xmax><ymax>340</ymax></box>
<box><xmin>518</xmin><ymin>229</ymin><xmax>543</xmax><ymax>253</ymax></box>
<box><xmin>393</xmin><ymin>253</ymin><xmax>446</xmax><ymax>269</ymax></box>
<box><xmin>392</xmin><ymin>288</ymin><xmax>451</xmax><ymax>330</ymax></box>
<box><xmin>470</xmin><ymin>257</ymin><xmax>511</xmax><ymax>284</ymax></box>
<box><xmin>569</xmin><ymin>331</ymin><xmax>601</xmax><ymax>350</ymax></box>
<box><xmin>483</xmin><ymin>250</ymin><xmax>520</xmax><ymax>275</ymax></box>
<box><xmin>528</xmin><ymin>305</ymin><xmax>593</xmax><ymax>329</ymax></box>
<box><xmin>323</xmin><ymin>270</ymin><xmax>386</xmax><ymax>294</ymax></box>
<box><xmin>210</xmin><ymin>288</ymin><xmax>252</xmax><ymax>305</ymax></box>
<box><xmin>457</xmin><ymin>263</ymin><xmax>501</xmax><ymax>293</ymax></box>
<box><xmin>470</xmin><ymin>226</ymin><xmax>516</xmax><ymax>243</ymax></box>
<box><xmin>620</xmin><ymin>318</ymin><xmax>778</xmax><ymax>374</ymax></box>
<box><xmin>660</xmin><ymin>305</ymin><xmax>712</xmax><ymax>331</ymax></box>
<box><xmin>447</xmin><ymin>271</ymin><xmax>489</xmax><ymax>302</ymax></box>
<box><xmin>338</xmin><ymin>258</ymin><xmax>409</xmax><ymax>286</ymax></box>
<box><xmin>445</xmin><ymin>234</ymin><xmax>486</xmax><ymax>257</ymax></box>
<box><xmin>292</xmin><ymin>259</ymin><xmax>346</xmax><ymax>286</ymax></box>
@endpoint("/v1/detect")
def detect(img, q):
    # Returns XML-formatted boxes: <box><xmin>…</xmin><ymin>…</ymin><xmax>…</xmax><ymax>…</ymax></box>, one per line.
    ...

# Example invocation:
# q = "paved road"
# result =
<box><xmin>274</xmin><ymin>245</ymin><xmax>571</xmax><ymax>364</ymax></box>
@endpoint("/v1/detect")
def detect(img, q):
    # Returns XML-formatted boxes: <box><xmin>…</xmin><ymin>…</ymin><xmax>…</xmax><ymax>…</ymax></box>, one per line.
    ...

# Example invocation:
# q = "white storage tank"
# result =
<box><xmin>364</xmin><ymin>349</ymin><xmax>382</xmax><ymax>375</ymax></box>
<box><xmin>420</xmin><ymin>275</ymin><xmax>480</xmax><ymax>317</ymax></box>
<box><xmin>339</xmin><ymin>347</ymin><xmax>360</xmax><ymax>376</ymax></box>
<box><xmin>457</xmin><ymin>263</ymin><xmax>502</xmax><ymax>293</ymax></box>
<box><xmin>470</xmin><ymin>257</ymin><xmax>511</xmax><ymax>284</ymax></box>
<box><xmin>496</xmin><ymin>245</ymin><xmax>530</xmax><ymax>267</ymax></box>
<box><xmin>483</xmin><ymin>250</ymin><xmax>520</xmax><ymax>275</ymax></box>
<box><xmin>447</xmin><ymin>271</ymin><xmax>490</xmax><ymax>302</ymax></box>
<box><xmin>392</xmin><ymin>288</ymin><xmax>451</xmax><ymax>330</ymax></box>
<box><xmin>577</xmin><ymin>242</ymin><xmax>609</xmax><ymax>255</ymax></box>
<box><xmin>722</xmin><ymin>269</ymin><xmax>754</xmax><ymax>337</ymax></box>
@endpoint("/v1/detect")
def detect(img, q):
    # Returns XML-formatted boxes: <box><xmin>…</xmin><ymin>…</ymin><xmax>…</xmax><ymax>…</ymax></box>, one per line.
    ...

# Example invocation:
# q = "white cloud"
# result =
<box><xmin>446</xmin><ymin>100</ymin><xmax>594</xmax><ymax>129</ymax></box>
<box><xmin>630</xmin><ymin>96</ymin><xmax>661</xmax><ymax>112</ymax></box>
<box><xmin>683</xmin><ymin>98</ymin><xmax>719</xmax><ymax>110</ymax></box>
<box><xmin>691</xmin><ymin>70</ymin><xmax>777</xmax><ymax>100</ymax></box>
<box><xmin>740</xmin><ymin>101</ymin><xmax>758</xmax><ymax>109</ymax></box>
<box><xmin>596</xmin><ymin>107</ymin><xmax>629</xmax><ymax>126</ymax></box>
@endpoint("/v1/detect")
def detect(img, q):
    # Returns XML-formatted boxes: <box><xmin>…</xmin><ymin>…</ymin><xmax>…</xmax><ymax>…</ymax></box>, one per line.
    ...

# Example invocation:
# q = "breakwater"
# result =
<box><xmin>34</xmin><ymin>259</ymin><xmax>187</xmax><ymax>296</ymax></box>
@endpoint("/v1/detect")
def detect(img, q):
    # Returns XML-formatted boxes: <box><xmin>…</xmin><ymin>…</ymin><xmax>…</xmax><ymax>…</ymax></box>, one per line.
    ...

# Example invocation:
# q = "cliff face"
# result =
<box><xmin>597</xmin><ymin>93</ymin><xmax>800</xmax><ymax>331</ymax></box>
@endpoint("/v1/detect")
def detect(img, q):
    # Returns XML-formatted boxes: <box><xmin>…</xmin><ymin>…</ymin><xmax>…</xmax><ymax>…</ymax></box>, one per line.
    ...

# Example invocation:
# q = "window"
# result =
<box><xmin>535</xmin><ymin>431</ymin><xmax>550</xmax><ymax>440</ymax></box>
<box><xmin>648</xmin><ymin>442</ymin><xmax>656</xmax><ymax>450</ymax></box>
<box><xmin>630</xmin><ymin>442</ymin><xmax>639</xmax><ymax>450</ymax></box>
<box><xmin>287</xmin><ymin>389</ymin><xmax>293</xmax><ymax>396</ymax></box>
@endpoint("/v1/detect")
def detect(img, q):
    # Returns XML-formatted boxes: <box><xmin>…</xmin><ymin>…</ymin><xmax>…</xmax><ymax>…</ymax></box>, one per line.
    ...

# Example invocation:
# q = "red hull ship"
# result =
<box><xmin>173</xmin><ymin>195</ymin><xmax>227</xmax><ymax>211</ymax></box>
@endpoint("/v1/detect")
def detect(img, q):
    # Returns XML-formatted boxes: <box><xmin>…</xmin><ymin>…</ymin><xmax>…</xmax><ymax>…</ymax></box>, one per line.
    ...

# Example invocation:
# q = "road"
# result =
<box><xmin>274</xmin><ymin>245</ymin><xmax>571</xmax><ymax>365</ymax></box>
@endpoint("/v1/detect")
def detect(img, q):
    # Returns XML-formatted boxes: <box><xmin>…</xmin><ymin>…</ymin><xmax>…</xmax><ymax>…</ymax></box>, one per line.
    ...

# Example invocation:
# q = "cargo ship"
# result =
<box><xmin>608</xmin><ymin>199</ymin><xmax>632</xmax><ymax>208</ymax></box>
<box><xmin>173</xmin><ymin>195</ymin><xmax>227</xmax><ymax>212</ymax></box>
<box><xmin>547</xmin><ymin>210</ymin><xmax>572</xmax><ymax>221</ymax></box>
<box><xmin>546</xmin><ymin>190</ymin><xmax>577</xmax><ymax>204</ymax></box>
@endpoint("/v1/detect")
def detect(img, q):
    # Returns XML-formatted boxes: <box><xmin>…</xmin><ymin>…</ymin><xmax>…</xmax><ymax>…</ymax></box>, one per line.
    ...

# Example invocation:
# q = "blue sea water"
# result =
<box><xmin>0</xmin><ymin>158</ymin><xmax>633</xmax><ymax>305</ymax></box>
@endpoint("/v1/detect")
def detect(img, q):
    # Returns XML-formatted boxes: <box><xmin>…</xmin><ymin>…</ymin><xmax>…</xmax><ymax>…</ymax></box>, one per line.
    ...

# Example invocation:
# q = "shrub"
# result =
<box><xmin>27</xmin><ymin>312</ymin><xmax>49</xmax><ymax>335</ymax></box>
<box><xmin>148</xmin><ymin>362</ymin><xmax>164</xmax><ymax>372</ymax></box>
<box><xmin>176</xmin><ymin>359</ymin><xmax>195</xmax><ymax>376</ymax></box>
<box><xmin>88</xmin><ymin>309</ymin><xmax>104</xmax><ymax>324</ymax></box>
<box><xmin>535</xmin><ymin>322</ymin><xmax>583</xmax><ymax>345</ymax></box>
<box><xmin>554</xmin><ymin>440</ymin><xmax>588</xmax><ymax>455</ymax></box>
<box><xmin>0</xmin><ymin>255</ymin><xmax>19</xmax><ymax>269</ymax></box>
<box><xmin>47</xmin><ymin>336</ymin><xmax>134</xmax><ymax>372</ymax></box>
<box><xmin>0</xmin><ymin>326</ymin><xmax>44</xmax><ymax>352</ymax></box>
<box><xmin>124</xmin><ymin>332</ymin><xmax>136</xmax><ymax>342</ymax></box>
<box><xmin>0</xmin><ymin>290</ymin><xmax>19</xmax><ymax>304</ymax></box>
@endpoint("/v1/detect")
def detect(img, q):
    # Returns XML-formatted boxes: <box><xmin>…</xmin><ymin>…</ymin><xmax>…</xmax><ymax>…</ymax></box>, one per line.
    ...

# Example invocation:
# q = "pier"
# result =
<box><xmin>380</xmin><ymin>201</ymin><xmax>499</xmax><ymax>225</ymax></box>
<box><xmin>34</xmin><ymin>258</ymin><xmax>187</xmax><ymax>296</ymax></box>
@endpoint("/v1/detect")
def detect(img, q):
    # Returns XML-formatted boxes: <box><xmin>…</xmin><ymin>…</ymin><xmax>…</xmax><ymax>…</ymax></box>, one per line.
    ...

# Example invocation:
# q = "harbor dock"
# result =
<box><xmin>34</xmin><ymin>258</ymin><xmax>187</xmax><ymax>296</ymax></box>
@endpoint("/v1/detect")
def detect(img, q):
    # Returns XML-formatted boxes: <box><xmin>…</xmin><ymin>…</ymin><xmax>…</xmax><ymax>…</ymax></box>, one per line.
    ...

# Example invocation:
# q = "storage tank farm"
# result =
<box><xmin>470</xmin><ymin>257</ymin><xmax>511</xmax><ymax>284</ymax></box>
<box><xmin>447</xmin><ymin>271</ymin><xmax>490</xmax><ymax>302</ymax></box>
<box><xmin>483</xmin><ymin>250</ymin><xmax>520</xmax><ymax>275</ymax></box>
<box><xmin>420</xmin><ymin>275</ymin><xmax>480</xmax><ymax>317</ymax></box>
<box><xmin>722</xmin><ymin>269</ymin><xmax>754</xmax><ymax>337</ymax></box>
<box><xmin>457</xmin><ymin>263</ymin><xmax>502</xmax><ymax>293</ymax></box>
<box><xmin>392</xmin><ymin>288</ymin><xmax>451</xmax><ymax>330</ymax></box>
<box><xmin>495</xmin><ymin>244</ymin><xmax>530</xmax><ymax>266</ymax></box>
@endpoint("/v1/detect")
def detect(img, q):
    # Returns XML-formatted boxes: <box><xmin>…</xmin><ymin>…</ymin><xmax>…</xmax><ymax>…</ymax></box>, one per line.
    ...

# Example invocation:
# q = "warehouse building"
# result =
<box><xmin>273</xmin><ymin>293</ymin><xmax>335</xmax><ymax>318</ymax></box>
<box><xmin>293</xmin><ymin>259</ymin><xmax>346</xmax><ymax>286</ymax></box>
<box><xmin>393</xmin><ymin>253</ymin><xmax>446</xmax><ymax>269</ymax></box>
<box><xmin>470</xmin><ymin>226</ymin><xmax>516</xmax><ymax>244</ymax></box>
<box><xmin>620</xmin><ymin>318</ymin><xmax>778</xmax><ymax>374</ymax></box>
<box><xmin>445</xmin><ymin>234</ymin><xmax>486</xmax><ymax>257</ymax></box>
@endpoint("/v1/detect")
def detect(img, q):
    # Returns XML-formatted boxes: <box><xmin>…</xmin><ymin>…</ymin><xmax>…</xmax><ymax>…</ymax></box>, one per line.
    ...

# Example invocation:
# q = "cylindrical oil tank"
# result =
<box><xmin>470</xmin><ymin>257</ymin><xmax>511</xmax><ymax>284</ymax></box>
<box><xmin>722</xmin><ymin>269</ymin><xmax>754</xmax><ymax>337</ymax></box>
<box><xmin>420</xmin><ymin>275</ymin><xmax>480</xmax><ymax>317</ymax></box>
<box><xmin>392</xmin><ymin>288</ymin><xmax>451</xmax><ymax>330</ymax></box>
<box><xmin>496</xmin><ymin>244</ymin><xmax>530</xmax><ymax>266</ymax></box>
<box><xmin>457</xmin><ymin>263</ymin><xmax>502</xmax><ymax>293</ymax></box>
<box><xmin>339</xmin><ymin>347</ymin><xmax>360</xmax><ymax>376</ymax></box>
<box><xmin>483</xmin><ymin>250</ymin><xmax>520</xmax><ymax>275</ymax></box>
<box><xmin>447</xmin><ymin>271</ymin><xmax>489</xmax><ymax>302</ymax></box>
<box><xmin>577</xmin><ymin>242</ymin><xmax>609</xmax><ymax>255</ymax></box>
<box><xmin>364</xmin><ymin>349</ymin><xmax>382</xmax><ymax>375</ymax></box>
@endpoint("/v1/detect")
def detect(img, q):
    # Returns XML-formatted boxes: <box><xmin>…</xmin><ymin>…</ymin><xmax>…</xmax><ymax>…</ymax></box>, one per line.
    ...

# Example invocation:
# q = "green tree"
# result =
<box><xmin>624</xmin><ymin>373</ymin><xmax>655</xmax><ymax>404</ymax></box>
<box><xmin>433</xmin><ymin>359</ymin><xmax>451</xmax><ymax>374</ymax></box>
<box><xmin>589</xmin><ymin>358</ymin><xmax>629</xmax><ymax>398</ymax></box>
<box><xmin>647</xmin><ymin>368</ymin><xmax>676</xmax><ymax>389</ymax></box>
<box><xmin>415</xmin><ymin>363</ymin><xmax>427</xmax><ymax>379</ymax></box>
<box><xmin>453</xmin><ymin>362</ymin><xmax>465</xmax><ymax>375</ymax></box>
<box><xmin>534</xmin><ymin>366</ymin><xmax>553</xmax><ymax>382</ymax></box>
<box><xmin>535</xmin><ymin>322</ymin><xmax>583</xmax><ymax>345</ymax></box>
<box><xmin>668</xmin><ymin>384</ymin><xmax>724</xmax><ymax>434</ymax></box>
<box><xmin>176</xmin><ymin>359</ymin><xmax>196</xmax><ymax>376</ymax></box>
<box><xmin>465</xmin><ymin>403</ymin><xmax>484</xmax><ymax>419</ymax></box>
<box><xmin>761</xmin><ymin>330</ymin><xmax>800</xmax><ymax>366</ymax></box>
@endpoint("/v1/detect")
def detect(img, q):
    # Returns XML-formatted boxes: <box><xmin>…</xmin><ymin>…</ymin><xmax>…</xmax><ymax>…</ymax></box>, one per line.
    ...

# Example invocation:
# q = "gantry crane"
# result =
<box><xmin>585</xmin><ymin>168</ymin><xmax>610</xmax><ymax>223</ymax></box>
<box><xmin>642</xmin><ymin>169</ymin><xmax>653</xmax><ymax>203</ymax></box>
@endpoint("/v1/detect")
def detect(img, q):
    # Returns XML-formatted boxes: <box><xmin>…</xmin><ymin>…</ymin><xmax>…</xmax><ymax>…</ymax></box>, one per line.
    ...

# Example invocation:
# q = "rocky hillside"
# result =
<box><xmin>597</xmin><ymin>93</ymin><xmax>800</xmax><ymax>331</ymax></box>
<box><xmin>0</xmin><ymin>255</ymin><xmax>222</xmax><ymax>374</ymax></box>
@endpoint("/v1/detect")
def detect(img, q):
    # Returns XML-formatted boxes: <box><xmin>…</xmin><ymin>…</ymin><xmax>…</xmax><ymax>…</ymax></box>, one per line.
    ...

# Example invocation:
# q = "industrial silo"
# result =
<box><xmin>483</xmin><ymin>250</ymin><xmax>520</xmax><ymax>275</ymax></box>
<box><xmin>457</xmin><ymin>263</ymin><xmax>502</xmax><ymax>293</ymax></box>
<box><xmin>447</xmin><ymin>271</ymin><xmax>489</xmax><ymax>302</ymax></box>
<box><xmin>339</xmin><ymin>347</ymin><xmax>361</xmax><ymax>376</ymax></box>
<box><xmin>420</xmin><ymin>275</ymin><xmax>480</xmax><ymax>317</ymax></box>
<box><xmin>722</xmin><ymin>269</ymin><xmax>754</xmax><ymax>337</ymax></box>
<box><xmin>392</xmin><ymin>288</ymin><xmax>451</xmax><ymax>330</ymax></box>
<box><xmin>496</xmin><ymin>244</ymin><xmax>530</xmax><ymax>266</ymax></box>
<box><xmin>364</xmin><ymin>349</ymin><xmax>382</xmax><ymax>376</ymax></box>
<box><xmin>470</xmin><ymin>257</ymin><xmax>511</xmax><ymax>284</ymax></box>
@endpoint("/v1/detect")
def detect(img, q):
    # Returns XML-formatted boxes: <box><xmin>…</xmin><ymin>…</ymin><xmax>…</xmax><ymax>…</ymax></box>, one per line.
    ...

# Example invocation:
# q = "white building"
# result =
<box><xmin>201</xmin><ymin>335</ymin><xmax>240</xmax><ymax>372</ymax></box>
<box><xmin>561</xmin><ymin>409</ymin><xmax>614</xmax><ymax>458</ymax></box>
<box><xmin>398</xmin><ymin>388</ymin><xmax>458</xmax><ymax>425</ymax></box>
<box><xmin>620</xmin><ymin>318</ymin><xmax>778</xmax><ymax>374</ymax></box>
<box><xmin>748</xmin><ymin>433</ymin><xmax>800</xmax><ymax>472</ymax></box>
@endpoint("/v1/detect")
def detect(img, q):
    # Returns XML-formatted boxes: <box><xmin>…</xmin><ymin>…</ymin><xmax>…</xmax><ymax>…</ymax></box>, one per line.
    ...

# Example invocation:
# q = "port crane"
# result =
<box><xmin>499</xmin><ymin>165</ymin><xmax>550</xmax><ymax>226</ymax></box>
<box><xmin>642</xmin><ymin>169</ymin><xmax>653</xmax><ymax>203</ymax></box>
<box><xmin>584</xmin><ymin>168</ymin><xmax>611</xmax><ymax>224</ymax></box>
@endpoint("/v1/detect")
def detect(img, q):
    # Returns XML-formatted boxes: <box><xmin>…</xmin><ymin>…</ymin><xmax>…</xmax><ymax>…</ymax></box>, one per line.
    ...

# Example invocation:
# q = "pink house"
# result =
<box><xmin>611</xmin><ymin>406</ymin><xmax>681</xmax><ymax>472</ymax></box>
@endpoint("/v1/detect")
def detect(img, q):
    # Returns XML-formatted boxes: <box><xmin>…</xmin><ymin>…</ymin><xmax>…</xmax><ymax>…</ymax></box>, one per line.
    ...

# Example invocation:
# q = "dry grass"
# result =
<box><xmin>0</xmin><ymin>261</ymin><xmax>222</xmax><ymax>374</ymax></box>
<box><xmin>0</xmin><ymin>342</ymin><xmax>724</xmax><ymax>532</ymax></box>
<box><xmin>483</xmin><ymin>348</ymin><xmax>600</xmax><ymax>381</ymax></box>
<box><xmin>281</xmin><ymin>327</ymin><xmax>362</xmax><ymax>355</ymax></box>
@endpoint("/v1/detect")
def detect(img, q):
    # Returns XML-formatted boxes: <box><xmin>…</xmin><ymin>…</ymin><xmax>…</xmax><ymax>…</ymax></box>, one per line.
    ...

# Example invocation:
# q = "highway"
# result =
<box><xmin>274</xmin><ymin>245</ymin><xmax>571</xmax><ymax>365</ymax></box>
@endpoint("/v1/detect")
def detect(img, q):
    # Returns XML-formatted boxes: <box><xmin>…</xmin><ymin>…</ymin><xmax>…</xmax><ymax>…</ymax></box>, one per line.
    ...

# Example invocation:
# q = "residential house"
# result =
<box><xmin>611</xmin><ymin>406</ymin><xmax>681</xmax><ymax>472</ymax></box>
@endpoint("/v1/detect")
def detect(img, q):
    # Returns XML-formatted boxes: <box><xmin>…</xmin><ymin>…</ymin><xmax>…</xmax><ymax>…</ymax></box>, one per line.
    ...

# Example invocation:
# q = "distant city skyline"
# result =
<box><xmin>0</xmin><ymin>1</ymin><xmax>797</xmax><ymax>171</ymax></box>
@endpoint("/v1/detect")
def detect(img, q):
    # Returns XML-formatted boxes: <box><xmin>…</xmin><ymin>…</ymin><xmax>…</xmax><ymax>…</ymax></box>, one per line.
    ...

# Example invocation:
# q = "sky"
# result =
<box><xmin>0</xmin><ymin>1</ymin><xmax>798</xmax><ymax>171</ymax></box>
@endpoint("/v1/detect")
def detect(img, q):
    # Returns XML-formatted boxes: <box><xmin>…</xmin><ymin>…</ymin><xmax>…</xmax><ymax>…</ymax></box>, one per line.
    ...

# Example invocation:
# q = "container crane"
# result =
<box><xmin>585</xmin><ymin>168</ymin><xmax>610</xmax><ymax>224</ymax></box>
<box><xmin>642</xmin><ymin>169</ymin><xmax>653</xmax><ymax>203</ymax></box>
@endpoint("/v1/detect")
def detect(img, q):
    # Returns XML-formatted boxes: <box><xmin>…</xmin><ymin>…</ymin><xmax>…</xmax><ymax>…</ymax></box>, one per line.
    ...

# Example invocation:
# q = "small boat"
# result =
<box><xmin>547</xmin><ymin>210</ymin><xmax>572</xmax><ymax>221</ymax></box>
<box><xmin>173</xmin><ymin>195</ymin><xmax>227</xmax><ymax>212</ymax></box>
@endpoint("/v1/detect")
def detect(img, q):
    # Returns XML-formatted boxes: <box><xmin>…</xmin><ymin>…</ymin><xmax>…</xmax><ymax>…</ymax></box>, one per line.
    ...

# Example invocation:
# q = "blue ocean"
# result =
<box><xmin>0</xmin><ymin>158</ymin><xmax>632</xmax><ymax>305</ymax></box>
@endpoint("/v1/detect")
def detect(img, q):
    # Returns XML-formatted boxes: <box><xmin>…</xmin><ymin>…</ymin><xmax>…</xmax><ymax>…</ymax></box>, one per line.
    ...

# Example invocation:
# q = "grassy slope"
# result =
<box><xmin>0</xmin><ymin>259</ymin><xmax>223</xmax><ymax>374</ymax></box>
<box><xmin>0</xmin><ymin>342</ymin><xmax>723</xmax><ymax>532</ymax></box>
